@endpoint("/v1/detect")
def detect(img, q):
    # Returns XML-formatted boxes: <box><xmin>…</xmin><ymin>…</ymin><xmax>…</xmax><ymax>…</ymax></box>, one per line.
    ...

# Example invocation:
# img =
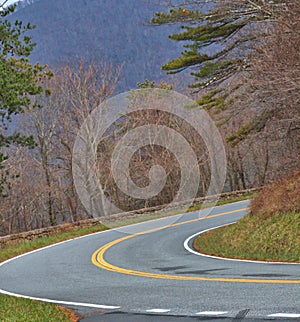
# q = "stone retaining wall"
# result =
<box><xmin>0</xmin><ymin>188</ymin><xmax>259</xmax><ymax>248</ymax></box>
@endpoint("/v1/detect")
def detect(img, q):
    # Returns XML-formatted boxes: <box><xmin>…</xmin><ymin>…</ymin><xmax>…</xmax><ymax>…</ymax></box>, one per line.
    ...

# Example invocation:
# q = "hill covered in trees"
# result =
<box><xmin>9</xmin><ymin>0</ymin><xmax>182</xmax><ymax>89</ymax></box>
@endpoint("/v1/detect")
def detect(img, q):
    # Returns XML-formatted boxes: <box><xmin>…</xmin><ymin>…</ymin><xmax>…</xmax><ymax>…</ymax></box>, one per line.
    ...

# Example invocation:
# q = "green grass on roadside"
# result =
<box><xmin>0</xmin><ymin>225</ymin><xmax>108</xmax><ymax>264</ymax></box>
<box><xmin>194</xmin><ymin>211</ymin><xmax>300</xmax><ymax>262</ymax></box>
<box><xmin>0</xmin><ymin>295</ymin><xmax>77</xmax><ymax>322</ymax></box>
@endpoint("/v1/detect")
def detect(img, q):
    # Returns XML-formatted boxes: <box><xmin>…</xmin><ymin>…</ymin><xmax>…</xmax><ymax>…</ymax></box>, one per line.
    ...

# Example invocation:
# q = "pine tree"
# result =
<box><xmin>152</xmin><ymin>1</ymin><xmax>287</xmax><ymax>89</ymax></box>
<box><xmin>0</xmin><ymin>1</ymin><xmax>52</xmax><ymax>195</ymax></box>
<box><xmin>152</xmin><ymin>1</ymin><xmax>299</xmax><ymax>146</ymax></box>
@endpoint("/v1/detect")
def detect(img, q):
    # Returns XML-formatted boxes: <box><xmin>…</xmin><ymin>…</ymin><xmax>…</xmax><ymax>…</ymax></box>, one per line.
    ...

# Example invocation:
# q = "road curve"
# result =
<box><xmin>0</xmin><ymin>200</ymin><xmax>299</xmax><ymax>320</ymax></box>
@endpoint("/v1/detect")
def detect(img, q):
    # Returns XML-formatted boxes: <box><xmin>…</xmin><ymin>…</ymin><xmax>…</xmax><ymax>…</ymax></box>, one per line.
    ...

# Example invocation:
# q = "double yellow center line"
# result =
<box><xmin>92</xmin><ymin>208</ymin><xmax>300</xmax><ymax>284</ymax></box>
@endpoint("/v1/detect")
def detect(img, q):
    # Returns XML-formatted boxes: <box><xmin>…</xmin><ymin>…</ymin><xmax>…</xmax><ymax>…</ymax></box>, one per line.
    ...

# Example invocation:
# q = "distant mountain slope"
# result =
<box><xmin>9</xmin><ymin>0</ymin><xmax>182</xmax><ymax>89</ymax></box>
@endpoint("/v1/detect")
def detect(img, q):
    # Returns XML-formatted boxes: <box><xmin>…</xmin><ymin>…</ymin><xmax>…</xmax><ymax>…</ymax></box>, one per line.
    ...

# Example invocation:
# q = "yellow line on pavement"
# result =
<box><xmin>91</xmin><ymin>208</ymin><xmax>300</xmax><ymax>284</ymax></box>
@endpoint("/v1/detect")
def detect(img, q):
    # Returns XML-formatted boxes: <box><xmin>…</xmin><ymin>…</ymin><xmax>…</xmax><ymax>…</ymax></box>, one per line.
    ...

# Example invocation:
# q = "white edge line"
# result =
<box><xmin>196</xmin><ymin>311</ymin><xmax>228</xmax><ymax>315</ymax></box>
<box><xmin>183</xmin><ymin>223</ymin><xmax>300</xmax><ymax>265</ymax></box>
<box><xmin>268</xmin><ymin>313</ymin><xmax>300</xmax><ymax>318</ymax></box>
<box><xmin>0</xmin><ymin>229</ymin><xmax>119</xmax><ymax>307</ymax></box>
<box><xmin>0</xmin><ymin>289</ymin><xmax>120</xmax><ymax>309</ymax></box>
<box><xmin>146</xmin><ymin>309</ymin><xmax>171</xmax><ymax>313</ymax></box>
<box><xmin>0</xmin><ymin>199</ymin><xmax>250</xmax><ymax>307</ymax></box>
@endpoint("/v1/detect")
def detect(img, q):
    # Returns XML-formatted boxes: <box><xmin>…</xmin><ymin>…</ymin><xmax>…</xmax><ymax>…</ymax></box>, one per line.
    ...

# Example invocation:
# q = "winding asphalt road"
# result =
<box><xmin>0</xmin><ymin>200</ymin><xmax>299</xmax><ymax>321</ymax></box>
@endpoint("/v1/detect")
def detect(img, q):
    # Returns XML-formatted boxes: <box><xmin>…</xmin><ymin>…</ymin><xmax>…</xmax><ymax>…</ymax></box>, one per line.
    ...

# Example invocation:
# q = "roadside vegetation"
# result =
<box><xmin>194</xmin><ymin>170</ymin><xmax>300</xmax><ymax>262</ymax></box>
<box><xmin>0</xmin><ymin>296</ymin><xmax>78</xmax><ymax>322</ymax></box>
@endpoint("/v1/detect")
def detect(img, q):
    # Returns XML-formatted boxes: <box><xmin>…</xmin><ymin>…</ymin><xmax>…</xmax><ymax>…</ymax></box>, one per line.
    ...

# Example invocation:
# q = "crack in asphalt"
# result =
<box><xmin>233</xmin><ymin>309</ymin><xmax>250</xmax><ymax>320</ymax></box>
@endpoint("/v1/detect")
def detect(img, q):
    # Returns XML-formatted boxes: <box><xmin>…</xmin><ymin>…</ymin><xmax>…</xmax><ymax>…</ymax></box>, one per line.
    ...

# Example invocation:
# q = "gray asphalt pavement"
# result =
<box><xmin>0</xmin><ymin>200</ymin><xmax>299</xmax><ymax>321</ymax></box>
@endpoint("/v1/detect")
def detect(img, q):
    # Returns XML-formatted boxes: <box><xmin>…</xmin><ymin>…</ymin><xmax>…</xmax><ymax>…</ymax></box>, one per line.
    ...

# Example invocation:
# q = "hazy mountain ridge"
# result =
<box><xmin>9</xmin><ymin>0</ymin><xmax>182</xmax><ymax>89</ymax></box>
<box><xmin>4</xmin><ymin>0</ymin><xmax>39</xmax><ymax>10</ymax></box>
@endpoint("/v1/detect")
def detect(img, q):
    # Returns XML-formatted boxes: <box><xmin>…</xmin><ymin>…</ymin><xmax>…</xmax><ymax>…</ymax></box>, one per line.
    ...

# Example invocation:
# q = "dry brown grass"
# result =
<box><xmin>250</xmin><ymin>169</ymin><xmax>300</xmax><ymax>219</ymax></box>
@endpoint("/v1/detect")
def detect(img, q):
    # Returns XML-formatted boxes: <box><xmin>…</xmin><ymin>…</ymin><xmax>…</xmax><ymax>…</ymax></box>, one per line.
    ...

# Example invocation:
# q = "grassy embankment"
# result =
<box><xmin>194</xmin><ymin>170</ymin><xmax>300</xmax><ymax>262</ymax></box>
<box><xmin>0</xmin><ymin>297</ymin><xmax>78</xmax><ymax>322</ymax></box>
<box><xmin>0</xmin><ymin>194</ymin><xmax>252</xmax><ymax>322</ymax></box>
